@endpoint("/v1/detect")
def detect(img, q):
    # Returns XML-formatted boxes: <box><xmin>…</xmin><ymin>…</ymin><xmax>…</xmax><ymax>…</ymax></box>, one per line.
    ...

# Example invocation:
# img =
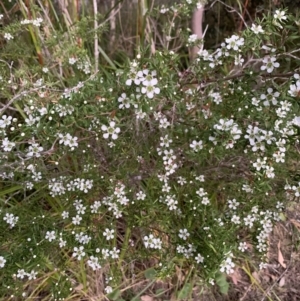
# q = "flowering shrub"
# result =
<box><xmin>0</xmin><ymin>1</ymin><xmax>300</xmax><ymax>300</ymax></box>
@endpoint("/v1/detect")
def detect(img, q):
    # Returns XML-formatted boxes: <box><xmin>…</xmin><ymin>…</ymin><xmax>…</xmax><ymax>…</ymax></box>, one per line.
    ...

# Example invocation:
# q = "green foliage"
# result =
<box><xmin>0</xmin><ymin>1</ymin><xmax>300</xmax><ymax>300</ymax></box>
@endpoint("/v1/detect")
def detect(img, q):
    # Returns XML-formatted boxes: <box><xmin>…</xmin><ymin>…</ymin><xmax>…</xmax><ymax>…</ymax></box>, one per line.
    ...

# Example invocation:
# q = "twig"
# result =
<box><xmin>93</xmin><ymin>0</ymin><xmax>99</xmax><ymax>73</ymax></box>
<box><xmin>216</xmin><ymin>0</ymin><xmax>249</xmax><ymax>29</ymax></box>
<box><xmin>0</xmin><ymin>86</ymin><xmax>46</xmax><ymax>115</ymax></box>
<box><xmin>260</xmin><ymin>262</ymin><xmax>291</xmax><ymax>301</ymax></box>
<box><xmin>181</xmin><ymin>71</ymin><xmax>297</xmax><ymax>88</ymax></box>
<box><xmin>238</xmin><ymin>0</ymin><xmax>249</xmax><ymax>32</ymax></box>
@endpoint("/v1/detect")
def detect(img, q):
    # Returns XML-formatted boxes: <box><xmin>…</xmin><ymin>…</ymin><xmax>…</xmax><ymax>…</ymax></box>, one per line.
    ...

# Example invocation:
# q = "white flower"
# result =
<box><xmin>190</xmin><ymin>140</ymin><xmax>203</xmax><ymax>151</ymax></box>
<box><xmin>27</xmin><ymin>270</ymin><xmax>38</xmax><ymax>280</ymax></box>
<box><xmin>238</xmin><ymin>242</ymin><xmax>248</xmax><ymax>252</ymax></box>
<box><xmin>210</xmin><ymin>91</ymin><xmax>222</xmax><ymax>104</ymax></box>
<box><xmin>195</xmin><ymin>253</ymin><xmax>204</xmax><ymax>263</ymax></box>
<box><xmin>141</xmin><ymin>78</ymin><xmax>160</xmax><ymax>98</ymax></box>
<box><xmin>188</xmin><ymin>34</ymin><xmax>198</xmax><ymax>43</ymax></box>
<box><xmin>159</xmin><ymin>117</ymin><xmax>170</xmax><ymax>129</ymax></box>
<box><xmin>234</xmin><ymin>54</ymin><xmax>244</xmax><ymax>66</ymax></box>
<box><xmin>201</xmin><ymin>197</ymin><xmax>210</xmax><ymax>205</ymax></box>
<box><xmin>109</xmin><ymin>247</ymin><xmax>120</xmax><ymax>259</ymax></box>
<box><xmin>3</xmin><ymin>213</ymin><xmax>18</xmax><ymax>228</ymax></box>
<box><xmin>179</xmin><ymin>228</ymin><xmax>190</xmax><ymax>240</ymax></box>
<box><xmin>103</xmin><ymin>228</ymin><xmax>115</xmax><ymax>240</ymax></box>
<box><xmin>260</xmin><ymin>88</ymin><xmax>279</xmax><ymax>106</ymax></box>
<box><xmin>87</xmin><ymin>256</ymin><xmax>101</xmax><ymax>271</ymax></box>
<box><xmin>0</xmin><ymin>115</ymin><xmax>12</xmax><ymax>128</ymax></box>
<box><xmin>2</xmin><ymin>138</ymin><xmax>15</xmax><ymax>152</ymax></box>
<box><xmin>45</xmin><ymin>231</ymin><xmax>56</xmax><ymax>242</ymax></box>
<box><xmin>72</xmin><ymin>246</ymin><xmax>85</xmax><ymax>260</ymax></box>
<box><xmin>292</xmin><ymin>116</ymin><xmax>300</xmax><ymax>127</ymax></box>
<box><xmin>292</xmin><ymin>183</ymin><xmax>300</xmax><ymax>197</ymax></box>
<box><xmin>72</xmin><ymin>215</ymin><xmax>82</xmax><ymax>225</ymax></box>
<box><xmin>105</xmin><ymin>286</ymin><xmax>113</xmax><ymax>294</ymax></box>
<box><xmin>136</xmin><ymin>191</ymin><xmax>146</xmax><ymax>200</ymax></box>
<box><xmin>69</xmin><ymin>57</ymin><xmax>77</xmax><ymax>65</ymax></box>
<box><xmin>118</xmin><ymin>93</ymin><xmax>130</xmax><ymax>109</ymax></box>
<box><xmin>220</xmin><ymin>253</ymin><xmax>235</xmax><ymax>274</ymax></box>
<box><xmin>61</xmin><ymin>211</ymin><xmax>69</xmax><ymax>219</ymax></box>
<box><xmin>4</xmin><ymin>33</ymin><xmax>13</xmax><ymax>40</ymax></box>
<box><xmin>0</xmin><ymin>256</ymin><xmax>6</xmax><ymax>268</ymax></box>
<box><xmin>27</xmin><ymin>143</ymin><xmax>43</xmax><ymax>157</ymax></box>
<box><xmin>273</xmin><ymin>151</ymin><xmax>285</xmax><ymax>163</ymax></box>
<box><xmin>17</xmin><ymin>269</ymin><xmax>26</xmax><ymax>279</ymax></box>
<box><xmin>288</xmin><ymin>80</ymin><xmax>300</xmax><ymax>97</ymax></box>
<box><xmin>265</xmin><ymin>166</ymin><xmax>275</xmax><ymax>178</ymax></box>
<box><xmin>59</xmin><ymin>237</ymin><xmax>67</xmax><ymax>248</ymax></box>
<box><xmin>228</xmin><ymin>199</ymin><xmax>239</xmax><ymax>210</ymax></box>
<box><xmin>225</xmin><ymin>35</ymin><xmax>244</xmax><ymax>51</ymax></box>
<box><xmin>253</xmin><ymin>158</ymin><xmax>266</xmax><ymax>171</ymax></box>
<box><xmin>251</xmin><ymin>24</ymin><xmax>264</xmax><ymax>34</ymax></box>
<box><xmin>274</xmin><ymin>10</ymin><xmax>287</xmax><ymax>22</ymax></box>
<box><xmin>140</xmin><ymin>69</ymin><xmax>157</xmax><ymax>85</ymax></box>
<box><xmin>101</xmin><ymin>121</ymin><xmax>120</xmax><ymax>140</ymax></box>
<box><xmin>260</xmin><ymin>56</ymin><xmax>279</xmax><ymax>73</ymax></box>
<box><xmin>231</xmin><ymin>214</ymin><xmax>241</xmax><ymax>224</ymax></box>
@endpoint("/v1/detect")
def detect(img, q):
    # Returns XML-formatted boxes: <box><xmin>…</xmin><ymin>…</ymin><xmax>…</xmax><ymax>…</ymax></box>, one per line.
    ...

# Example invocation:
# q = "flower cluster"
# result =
<box><xmin>126</xmin><ymin>63</ymin><xmax>160</xmax><ymax>99</ymax></box>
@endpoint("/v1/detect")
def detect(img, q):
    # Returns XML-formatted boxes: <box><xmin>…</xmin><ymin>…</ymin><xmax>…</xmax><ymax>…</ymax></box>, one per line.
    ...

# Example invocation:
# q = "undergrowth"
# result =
<box><xmin>0</xmin><ymin>0</ymin><xmax>300</xmax><ymax>300</ymax></box>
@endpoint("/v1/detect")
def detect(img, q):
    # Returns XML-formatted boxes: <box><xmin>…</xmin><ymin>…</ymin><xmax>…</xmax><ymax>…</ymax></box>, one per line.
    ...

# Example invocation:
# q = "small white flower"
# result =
<box><xmin>251</xmin><ymin>24</ymin><xmax>264</xmax><ymax>34</ymax></box>
<box><xmin>136</xmin><ymin>191</ymin><xmax>146</xmax><ymax>200</ymax></box>
<box><xmin>103</xmin><ymin>228</ymin><xmax>115</xmax><ymax>240</ymax></box>
<box><xmin>190</xmin><ymin>140</ymin><xmax>203</xmax><ymax>152</ymax></box>
<box><xmin>45</xmin><ymin>230</ymin><xmax>56</xmax><ymax>242</ymax></box>
<box><xmin>72</xmin><ymin>215</ymin><xmax>82</xmax><ymax>225</ymax></box>
<box><xmin>27</xmin><ymin>270</ymin><xmax>38</xmax><ymax>280</ymax></box>
<box><xmin>2</xmin><ymin>138</ymin><xmax>15</xmax><ymax>152</ymax></box>
<box><xmin>220</xmin><ymin>253</ymin><xmax>235</xmax><ymax>274</ymax></box>
<box><xmin>61</xmin><ymin>211</ymin><xmax>69</xmax><ymax>219</ymax></box>
<box><xmin>274</xmin><ymin>10</ymin><xmax>287</xmax><ymax>22</ymax></box>
<box><xmin>69</xmin><ymin>57</ymin><xmax>77</xmax><ymax>65</ymax></box>
<box><xmin>72</xmin><ymin>246</ymin><xmax>85</xmax><ymax>260</ymax></box>
<box><xmin>260</xmin><ymin>56</ymin><xmax>279</xmax><ymax>73</ymax></box>
<box><xmin>118</xmin><ymin>93</ymin><xmax>130</xmax><ymax>109</ymax></box>
<box><xmin>178</xmin><ymin>228</ymin><xmax>190</xmax><ymax>240</ymax></box>
<box><xmin>105</xmin><ymin>286</ymin><xmax>113</xmax><ymax>294</ymax></box>
<box><xmin>238</xmin><ymin>242</ymin><xmax>248</xmax><ymax>252</ymax></box>
<box><xmin>0</xmin><ymin>115</ymin><xmax>12</xmax><ymax>128</ymax></box>
<box><xmin>231</xmin><ymin>214</ymin><xmax>241</xmax><ymax>224</ymax></box>
<box><xmin>141</xmin><ymin>79</ymin><xmax>160</xmax><ymax>98</ymax></box>
<box><xmin>17</xmin><ymin>269</ymin><xmax>26</xmax><ymax>279</ymax></box>
<box><xmin>195</xmin><ymin>253</ymin><xmax>204</xmax><ymax>263</ymax></box>
<box><xmin>4</xmin><ymin>33</ymin><xmax>13</xmax><ymax>40</ymax></box>
<box><xmin>87</xmin><ymin>256</ymin><xmax>101</xmax><ymax>271</ymax></box>
<box><xmin>188</xmin><ymin>34</ymin><xmax>198</xmax><ymax>43</ymax></box>
<box><xmin>0</xmin><ymin>256</ymin><xmax>6</xmax><ymax>268</ymax></box>
<box><xmin>292</xmin><ymin>116</ymin><xmax>300</xmax><ymax>127</ymax></box>
<box><xmin>101</xmin><ymin>121</ymin><xmax>121</xmax><ymax>140</ymax></box>
<box><xmin>288</xmin><ymin>81</ymin><xmax>300</xmax><ymax>97</ymax></box>
<box><xmin>110</xmin><ymin>247</ymin><xmax>120</xmax><ymax>259</ymax></box>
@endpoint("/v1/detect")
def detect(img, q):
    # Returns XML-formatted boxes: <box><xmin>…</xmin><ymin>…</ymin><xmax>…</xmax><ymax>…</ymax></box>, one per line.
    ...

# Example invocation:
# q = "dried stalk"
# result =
<box><xmin>93</xmin><ymin>0</ymin><xmax>99</xmax><ymax>73</ymax></box>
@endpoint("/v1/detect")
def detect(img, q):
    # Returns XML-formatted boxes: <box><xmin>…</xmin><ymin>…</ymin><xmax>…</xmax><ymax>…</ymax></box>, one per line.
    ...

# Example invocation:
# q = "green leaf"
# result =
<box><xmin>107</xmin><ymin>289</ymin><xmax>121</xmax><ymax>300</ymax></box>
<box><xmin>215</xmin><ymin>272</ymin><xmax>229</xmax><ymax>295</ymax></box>
<box><xmin>0</xmin><ymin>185</ymin><xmax>22</xmax><ymax>197</ymax></box>
<box><xmin>177</xmin><ymin>282</ymin><xmax>192</xmax><ymax>300</ymax></box>
<box><xmin>144</xmin><ymin>268</ymin><xmax>156</xmax><ymax>280</ymax></box>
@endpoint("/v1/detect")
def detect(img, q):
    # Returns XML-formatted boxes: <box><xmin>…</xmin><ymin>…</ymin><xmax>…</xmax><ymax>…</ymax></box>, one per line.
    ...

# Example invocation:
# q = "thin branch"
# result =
<box><xmin>0</xmin><ymin>86</ymin><xmax>46</xmax><ymax>115</ymax></box>
<box><xmin>93</xmin><ymin>0</ymin><xmax>99</xmax><ymax>73</ymax></box>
